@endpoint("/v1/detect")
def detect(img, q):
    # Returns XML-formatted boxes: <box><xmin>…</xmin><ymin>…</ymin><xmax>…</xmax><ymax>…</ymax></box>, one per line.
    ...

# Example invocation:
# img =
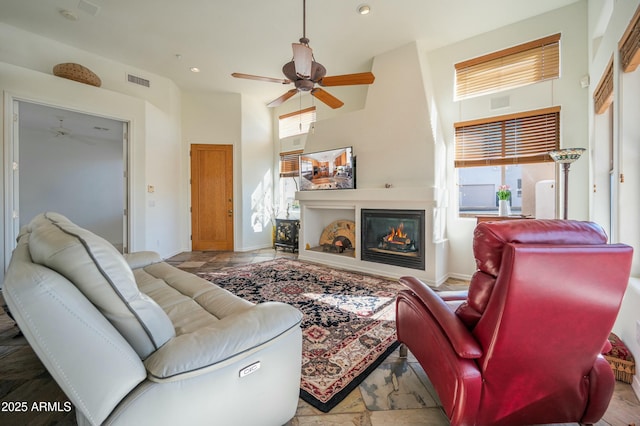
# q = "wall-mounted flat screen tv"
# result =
<box><xmin>299</xmin><ymin>146</ymin><xmax>355</xmax><ymax>191</ymax></box>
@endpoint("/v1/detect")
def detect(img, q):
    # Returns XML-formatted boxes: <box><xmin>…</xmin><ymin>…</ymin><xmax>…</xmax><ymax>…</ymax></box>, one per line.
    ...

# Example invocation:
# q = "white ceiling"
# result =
<box><xmin>1</xmin><ymin>0</ymin><xmax>579</xmax><ymax>106</ymax></box>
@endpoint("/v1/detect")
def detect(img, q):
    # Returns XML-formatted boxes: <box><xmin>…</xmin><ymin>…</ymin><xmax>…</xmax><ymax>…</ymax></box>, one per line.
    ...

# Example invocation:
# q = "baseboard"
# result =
<box><xmin>447</xmin><ymin>272</ymin><xmax>473</xmax><ymax>282</ymax></box>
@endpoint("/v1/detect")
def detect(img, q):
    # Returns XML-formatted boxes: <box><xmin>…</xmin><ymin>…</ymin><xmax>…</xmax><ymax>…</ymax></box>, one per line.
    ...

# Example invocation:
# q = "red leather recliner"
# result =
<box><xmin>396</xmin><ymin>219</ymin><xmax>633</xmax><ymax>426</ymax></box>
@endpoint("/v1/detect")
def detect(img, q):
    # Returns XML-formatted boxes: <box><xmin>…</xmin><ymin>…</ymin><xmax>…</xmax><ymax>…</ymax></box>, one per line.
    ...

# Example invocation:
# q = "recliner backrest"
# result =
<box><xmin>455</xmin><ymin>219</ymin><xmax>608</xmax><ymax>328</ymax></box>
<box><xmin>471</xmin><ymin>241</ymin><xmax>632</xmax><ymax>422</ymax></box>
<box><xmin>27</xmin><ymin>212</ymin><xmax>175</xmax><ymax>359</ymax></box>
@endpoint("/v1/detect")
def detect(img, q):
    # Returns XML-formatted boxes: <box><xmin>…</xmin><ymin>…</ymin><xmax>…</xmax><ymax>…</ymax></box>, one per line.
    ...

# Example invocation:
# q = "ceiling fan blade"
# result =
<box><xmin>267</xmin><ymin>89</ymin><xmax>299</xmax><ymax>108</ymax></box>
<box><xmin>319</xmin><ymin>72</ymin><xmax>375</xmax><ymax>87</ymax></box>
<box><xmin>311</xmin><ymin>88</ymin><xmax>344</xmax><ymax>109</ymax></box>
<box><xmin>231</xmin><ymin>73</ymin><xmax>291</xmax><ymax>85</ymax></box>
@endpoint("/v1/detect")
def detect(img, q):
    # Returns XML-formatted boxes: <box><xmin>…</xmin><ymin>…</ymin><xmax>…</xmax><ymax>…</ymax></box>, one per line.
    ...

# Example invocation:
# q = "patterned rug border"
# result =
<box><xmin>195</xmin><ymin>258</ymin><xmax>402</xmax><ymax>413</ymax></box>
<box><xmin>300</xmin><ymin>340</ymin><xmax>400</xmax><ymax>412</ymax></box>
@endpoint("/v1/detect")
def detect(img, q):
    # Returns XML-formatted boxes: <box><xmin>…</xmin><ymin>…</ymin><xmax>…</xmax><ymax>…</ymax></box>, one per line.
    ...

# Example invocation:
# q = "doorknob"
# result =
<box><xmin>228</xmin><ymin>209</ymin><xmax>233</xmax><ymax>213</ymax></box>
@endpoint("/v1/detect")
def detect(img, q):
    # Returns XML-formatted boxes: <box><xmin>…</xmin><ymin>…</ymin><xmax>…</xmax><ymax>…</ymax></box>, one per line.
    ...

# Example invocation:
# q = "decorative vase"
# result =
<box><xmin>498</xmin><ymin>200</ymin><xmax>510</xmax><ymax>216</ymax></box>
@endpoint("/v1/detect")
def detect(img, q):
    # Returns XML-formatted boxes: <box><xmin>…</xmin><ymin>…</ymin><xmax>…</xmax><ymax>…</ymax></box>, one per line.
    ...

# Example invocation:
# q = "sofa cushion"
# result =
<box><xmin>27</xmin><ymin>212</ymin><xmax>174</xmax><ymax>359</ymax></box>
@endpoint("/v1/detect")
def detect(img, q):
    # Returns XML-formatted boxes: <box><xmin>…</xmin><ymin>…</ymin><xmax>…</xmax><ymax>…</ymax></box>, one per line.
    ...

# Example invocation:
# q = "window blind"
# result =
<box><xmin>594</xmin><ymin>59</ymin><xmax>613</xmax><ymax>115</ymax></box>
<box><xmin>278</xmin><ymin>107</ymin><xmax>316</xmax><ymax>139</ymax></box>
<box><xmin>279</xmin><ymin>150</ymin><xmax>303</xmax><ymax>178</ymax></box>
<box><xmin>619</xmin><ymin>5</ymin><xmax>640</xmax><ymax>73</ymax></box>
<box><xmin>455</xmin><ymin>107</ymin><xmax>560</xmax><ymax>168</ymax></box>
<box><xmin>455</xmin><ymin>33</ymin><xmax>560</xmax><ymax>100</ymax></box>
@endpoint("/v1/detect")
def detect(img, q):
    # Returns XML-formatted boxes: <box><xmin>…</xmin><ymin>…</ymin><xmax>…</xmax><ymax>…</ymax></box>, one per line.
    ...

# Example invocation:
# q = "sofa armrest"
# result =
<box><xmin>144</xmin><ymin>302</ymin><xmax>303</xmax><ymax>381</ymax></box>
<box><xmin>124</xmin><ymin>251</ymin><xmax>162</xmax><ymax>270</ymax></box>
<box><xmin>399</xmin><ymin>276</ymin><xmax>482</xmax><ymax>359</ymax></box>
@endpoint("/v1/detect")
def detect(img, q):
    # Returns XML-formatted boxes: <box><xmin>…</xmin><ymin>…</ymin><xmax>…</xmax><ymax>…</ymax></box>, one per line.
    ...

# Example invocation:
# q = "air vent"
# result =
<box><xmin>127</xmin><ymin>74</ymin><xmax>150</xmax><ymax>88</ymax></box>
<box><xmin>490</xmin><ymin>95</ymin><xmax>510</xmax><ymax>110</ymax></box>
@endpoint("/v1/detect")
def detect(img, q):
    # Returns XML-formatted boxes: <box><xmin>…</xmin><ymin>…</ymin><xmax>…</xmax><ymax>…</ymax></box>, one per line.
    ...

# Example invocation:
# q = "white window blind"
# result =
<box><xmin>455</xmin><ymin>33</ymin><xmax>560</xmax><ymax>100</ymax></box>
<box><xmin>455</xmin><ymin>107</ymin><xmax>560</xmax><ymax>167</ymax></box>
<box><xmin>279</xmin><ymin>107</ymin><xmax>316</xmax><ymax>139</ymax></box>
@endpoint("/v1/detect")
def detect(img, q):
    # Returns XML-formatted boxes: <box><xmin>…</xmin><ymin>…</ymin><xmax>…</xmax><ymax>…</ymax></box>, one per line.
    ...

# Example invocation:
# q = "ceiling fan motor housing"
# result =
<box><xmin>296</xmin><ymin>79</ymin><xmax>315</xmax><ymax>91</ymax></box>
<box><xmin>283</xmin><ymin>61</ymin><xmax>327</xmax><ymax>84</ymax></box>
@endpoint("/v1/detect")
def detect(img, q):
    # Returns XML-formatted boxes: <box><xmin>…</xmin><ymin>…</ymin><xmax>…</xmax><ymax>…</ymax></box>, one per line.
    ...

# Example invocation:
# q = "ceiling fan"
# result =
<box><xmin>50</xmin><ymin>118</ymin><xmax>73</xmax><ymax>137</ymax></box>
<box><xmin>231</xmin><ymin>0</ymin><xmax>375</xmax><ymax>109</ymax></box>
<box><xmin>49</xmin><ymin>118</ymin><xmax>107</xmax><ymax>145</ymax></box>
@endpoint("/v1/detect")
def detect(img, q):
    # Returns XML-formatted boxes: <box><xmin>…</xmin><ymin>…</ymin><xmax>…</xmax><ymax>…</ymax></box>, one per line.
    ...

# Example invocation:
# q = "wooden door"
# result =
<box><xmin>191</xmin><ymin>144</ymin><xmax>234</xmax><ymax>251</ymax></box>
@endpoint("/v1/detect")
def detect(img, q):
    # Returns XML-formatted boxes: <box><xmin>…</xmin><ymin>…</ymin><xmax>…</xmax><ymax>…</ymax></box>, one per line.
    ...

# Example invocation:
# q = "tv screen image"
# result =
<box><xmin>299</xmin><ymin>147</ymin><xmax>355</xmax><ymax>191</ymax></box>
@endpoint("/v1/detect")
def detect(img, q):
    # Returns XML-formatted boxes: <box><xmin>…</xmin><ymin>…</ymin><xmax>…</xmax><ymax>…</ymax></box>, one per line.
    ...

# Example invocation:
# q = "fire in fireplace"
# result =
<box><xmin>361</xmin><ymin>209</ymin><xmax>425</xmax><ymax>270</ymax></box>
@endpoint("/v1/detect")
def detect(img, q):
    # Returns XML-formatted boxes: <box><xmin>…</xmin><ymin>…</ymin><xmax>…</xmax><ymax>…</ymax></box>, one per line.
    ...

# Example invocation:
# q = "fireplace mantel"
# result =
<box><xmin>295</xmin><ymin>186</ymin><xmax>446</xmax><ymax>286</ymax></box>
<box><xmin>296</xmin><ymin>186</ymin><xmax>435</xmax><ymax>203</ymax></box>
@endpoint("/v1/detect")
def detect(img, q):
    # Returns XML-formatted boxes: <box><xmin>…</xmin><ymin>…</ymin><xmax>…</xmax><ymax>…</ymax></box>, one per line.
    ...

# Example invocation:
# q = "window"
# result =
<box><xmin>455</xmin><ymin>107</ymin><xmax>560</xmax><ymax>216</ymax></box>
<box><xmin>279</xmin><ymin>150</ymin><xmax>302</xmax><ymax>178</ymax></box>
<box><xmin>278</xmin><ymin>107</ymin><xmax>316</xmax><ymax>139</ymax></box>
<box><xmin>455</xmin><ymin>107</ymin><xmax>560</xmax><ymax>167</ymax></box>
<box><xmin>455</xmin><ymin>33</ymin><xmax>560</xmax><ymax>100</ymax></box>
<box><xmin>278</xmin><ymin>150</ymin><xmax>303</xmax><ymax>216</ymax></box>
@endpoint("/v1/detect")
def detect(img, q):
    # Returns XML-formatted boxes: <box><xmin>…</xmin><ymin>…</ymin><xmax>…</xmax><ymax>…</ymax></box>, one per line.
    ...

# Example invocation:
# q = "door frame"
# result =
<box><xmin>3</xmin><ymin>94</ymin><xmax>131</xmax><ymax>273</ymax></box>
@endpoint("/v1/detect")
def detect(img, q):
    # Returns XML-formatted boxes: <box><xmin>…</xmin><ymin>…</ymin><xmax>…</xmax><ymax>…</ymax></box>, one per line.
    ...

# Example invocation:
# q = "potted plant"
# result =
<box><xmin>497</xmin><ymin>185</ymin><xmax>511</xmax><ymax>216</ymax></box>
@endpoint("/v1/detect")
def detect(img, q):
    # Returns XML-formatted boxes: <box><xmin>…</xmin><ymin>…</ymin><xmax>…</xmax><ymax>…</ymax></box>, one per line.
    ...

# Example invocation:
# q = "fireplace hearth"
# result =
<box><xmin>361</xmin><ymin>209</ymin><xmax>425</xmax><ymax>270</ymax></box>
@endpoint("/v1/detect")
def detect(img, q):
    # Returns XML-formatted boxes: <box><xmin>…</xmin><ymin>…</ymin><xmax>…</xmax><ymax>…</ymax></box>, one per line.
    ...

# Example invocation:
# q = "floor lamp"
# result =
<box><xmin>549</xmin><ymin>148</ymin><xmax>586</xmax><ymax>219</ymax></box>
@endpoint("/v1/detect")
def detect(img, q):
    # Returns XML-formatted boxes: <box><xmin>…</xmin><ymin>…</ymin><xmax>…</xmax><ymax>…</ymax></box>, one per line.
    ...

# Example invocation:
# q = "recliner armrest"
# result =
<box><xmin>437</xmin><ymin>290</ymin><xmax>469</xmax><ymax>301</ymax></box>
<box><xmin>144</xmin><ymin>302</ymin><xmax>303</xmax><ymax>381</ymax></box>
<box><xmin>124</xmin><ymin>251</ymin><xmax>163</xmax><ymax>270</ymax></box>
<box><xmin>399</xmin><ymin>276</ymin><xmax>482</xmax><ymax>359</ymax></box>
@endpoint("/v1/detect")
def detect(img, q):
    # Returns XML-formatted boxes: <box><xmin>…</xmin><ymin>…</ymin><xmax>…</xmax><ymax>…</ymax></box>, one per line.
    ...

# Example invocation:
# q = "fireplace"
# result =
<box><xmin>361</xmin><ymin>209</ymin><xmax>425</xmax><ymax>270</ymax></box>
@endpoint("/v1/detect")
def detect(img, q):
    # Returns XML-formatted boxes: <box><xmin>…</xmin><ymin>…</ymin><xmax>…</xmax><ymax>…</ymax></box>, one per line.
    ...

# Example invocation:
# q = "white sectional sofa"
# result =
<box><xmin>3</xmin><ymin>212</ymin><xmax>303</xmax><ymax>425</ymax></box>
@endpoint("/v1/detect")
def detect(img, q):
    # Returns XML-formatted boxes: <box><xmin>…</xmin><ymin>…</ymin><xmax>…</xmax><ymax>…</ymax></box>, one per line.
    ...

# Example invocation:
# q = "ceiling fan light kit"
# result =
<box><xmin>232</xmin><ymin>0</ymin><xmax>374</xmax><ymax>109</ymax></box>
<box><xmin>292</xmin><ymin>42</ymin><xmax>313</xmax><ymax>79</ymax></box>
<box><xmin>357</xmin><ymin>5</ymin><xmax>371</xmax><ymax>15</ymax></box>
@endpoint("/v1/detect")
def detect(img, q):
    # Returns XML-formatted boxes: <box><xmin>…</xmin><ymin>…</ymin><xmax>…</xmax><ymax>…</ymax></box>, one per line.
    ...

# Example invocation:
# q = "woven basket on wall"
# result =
<box><xmin>52</xmin><ymin>63</ymin><xmax>102</xmax><ymax>87</ymax></box>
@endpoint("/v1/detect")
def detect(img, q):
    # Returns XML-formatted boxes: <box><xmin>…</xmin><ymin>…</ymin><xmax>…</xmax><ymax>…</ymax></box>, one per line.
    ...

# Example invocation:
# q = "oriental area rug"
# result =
<box><xmin>197</xmin><ymin>258</ymin><xmax>404</xmax><ymax>412</ymax></box>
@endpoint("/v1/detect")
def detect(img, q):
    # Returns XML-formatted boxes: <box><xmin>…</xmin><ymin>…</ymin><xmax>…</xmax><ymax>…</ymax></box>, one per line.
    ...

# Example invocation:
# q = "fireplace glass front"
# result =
<box><xmin>361</xmin><ymin>209</ymin><xmax>425</xmax><ymax>270</ymax></box>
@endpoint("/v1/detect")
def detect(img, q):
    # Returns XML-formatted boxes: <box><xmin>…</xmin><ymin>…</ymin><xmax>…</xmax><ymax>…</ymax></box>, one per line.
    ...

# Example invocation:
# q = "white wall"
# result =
<box><xmin>181</xmin><ymin>91</ymin><xmax>275</xmax><ymax>252</ymax></box>
<box><xmin>145</xmin><ymin>103</ymin><xmax>183</xmax><ymax>255</ymax></box>
<box><xmin>304</xmin><ymin>42</ymin><xmax>435</xmax><ymax>189</ymax></box>
<box><xmin>240</xmin><ymin>95</ymin><xmax>275</xmax><ymax>250</ymax></box>
<box><xmin>19</xmin><ymin>125</ymin><xmax>124</xmax><ymax>245</ymax></box>
<box><xmin>428</xmin><ymin>1</ymin><xmax>590</xmax><ymax>278</ymax></box>
<box><xmin>0</xmin><ymin>23</ymin><xmax>184</xmax><ymax>277</ymax></box>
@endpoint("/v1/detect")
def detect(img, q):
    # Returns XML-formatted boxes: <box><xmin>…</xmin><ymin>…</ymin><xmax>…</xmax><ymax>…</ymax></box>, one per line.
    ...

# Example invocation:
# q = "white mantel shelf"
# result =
<box><xmin>296</xmin><ymin>186</ymin><xmax>436</xmax><ymax>203</ymax></box>
<box><xmin>295</xmin><ymin>186</ymin><xmax>446</xmax><ymax>286</ymax></box>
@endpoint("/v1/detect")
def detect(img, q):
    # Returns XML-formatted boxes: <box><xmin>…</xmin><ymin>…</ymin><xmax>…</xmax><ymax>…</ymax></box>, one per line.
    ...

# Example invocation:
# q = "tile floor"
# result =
<box><xmin>167</xmin><ymin>249</ymin><xmax>640</xmax><ymax>426</ymax></box>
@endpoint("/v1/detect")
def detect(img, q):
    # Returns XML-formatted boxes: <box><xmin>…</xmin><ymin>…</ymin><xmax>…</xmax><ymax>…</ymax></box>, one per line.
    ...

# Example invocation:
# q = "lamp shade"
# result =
<box><xmin>292</xmin><ymin>43</ymin><xmax>313</xmax><ymax>79</ymax></box>
<box><xmin>549</xmin><ymin>148</ymin><xmax>586</xmax><ymax>164</ymax></box>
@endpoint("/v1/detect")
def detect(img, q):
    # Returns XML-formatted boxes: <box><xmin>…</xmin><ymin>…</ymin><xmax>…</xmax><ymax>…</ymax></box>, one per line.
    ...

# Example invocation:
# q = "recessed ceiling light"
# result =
<box><xmin>190</xmin><ymin>67</ymin><xmax>200</xmax><ymax>73</ymax></box>
<box><xmin>59</xmin><ymin>9</ymin><xmax>79</xmax><ymax>21</ymax></box>
<box><xmin>357</xmin><ymin>4</ymin><xmax>370</xmax><ymax>15</ymax></box>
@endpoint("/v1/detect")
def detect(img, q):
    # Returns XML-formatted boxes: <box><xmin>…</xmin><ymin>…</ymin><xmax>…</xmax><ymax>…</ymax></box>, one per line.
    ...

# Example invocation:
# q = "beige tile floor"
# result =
<box><xmin>168</xmin><ymin>249</ymin><xmax>640</xmax><ymax>426</ymax></box>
